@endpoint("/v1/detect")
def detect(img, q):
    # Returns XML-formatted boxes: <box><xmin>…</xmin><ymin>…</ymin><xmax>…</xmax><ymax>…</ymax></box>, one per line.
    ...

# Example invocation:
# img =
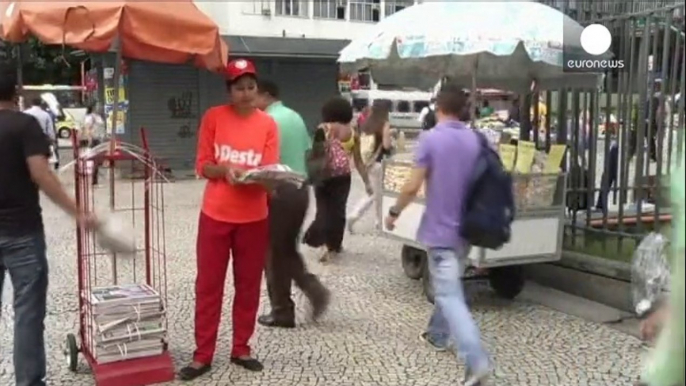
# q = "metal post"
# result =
<box><xmin>109</xmin><ymin>39</ymin><xmax>122</xmax><ymax>284</ymax></box>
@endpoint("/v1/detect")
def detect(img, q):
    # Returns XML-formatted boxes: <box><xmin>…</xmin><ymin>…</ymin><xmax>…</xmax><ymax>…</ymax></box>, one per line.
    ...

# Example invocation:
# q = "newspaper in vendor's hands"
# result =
<box><xmin>235</xmin><ymin>164</ymin><xmax>306</xmax><ymax>187</ymax></box>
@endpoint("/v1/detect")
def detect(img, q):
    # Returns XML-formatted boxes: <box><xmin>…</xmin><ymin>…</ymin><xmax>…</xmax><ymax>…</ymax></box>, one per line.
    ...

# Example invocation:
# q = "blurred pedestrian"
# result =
<box><xmin>384</xmin><ymin>82</ymin><xmax>491</xmax><ymax>386</ymax></box>
<box><xmin>80</xmin><ymin>105</ymin><xmax>106</xmax><ymax>186</ymax></box>
<box><xmin>479</xmin><ymin>100</ymin><xmax>494</xmax><ymax>117</ymax></box>
<box><xmin>303</xmin><ymin>97</ymin><xmax>370</xmax><ymax>262</ymax></box>
<box><xmin>507</xmin><ymin>96</ymin><xmax>520</xmax><ymax>123</ymax></box>
<box><xmin>1</xmin><ymin>64</ymin><xmax>98</xmax><ymax>386</ymax></box>
<box><xmin>24</xmin><ymin>98</ymin><xmax>58</xmax><ymax>169</ymax></box>
<box><xmin>41</xmin><ymin>101</ymin><xmax>60</xmax><ymax>170</ymax></box>
<box><xmin>254</xmin><ymin>79</ymin><xmax>330</xmax><ymax>328</ymax></box>
<box><xmin>419</xmin><ymin>97</ymin><xmax>437</xmax><ymax>130</ymax></box>
<box><xmin>356</xmin><ymin>105</ymin><xmax>370</xmax><ymax>129</ymax></box>
<box><xmin>179</xmin><ymin>59</ymin><xmax>279</xmax><ymax>381</ymax></box>
<box><xmin>638</xmin><ymin>147</ymin><xmax>684</xmax><ymax>386</ymax></box>
<box><xmin>630</xmin><ymin>79</ymin><xmax>665</xmax><ymax>163</ymax></box>
<box><xmin>347</xmin><ymin>103</ymin><xmax>393</xmax><ymax>233</ymax></box>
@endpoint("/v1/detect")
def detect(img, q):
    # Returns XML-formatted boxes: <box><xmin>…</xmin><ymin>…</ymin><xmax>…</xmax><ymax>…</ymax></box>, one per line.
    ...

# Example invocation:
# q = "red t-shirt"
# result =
<box><xmin>195</xmin><ymin>105</ymin><xmax>279</xmax><ymax>224</ymax></box>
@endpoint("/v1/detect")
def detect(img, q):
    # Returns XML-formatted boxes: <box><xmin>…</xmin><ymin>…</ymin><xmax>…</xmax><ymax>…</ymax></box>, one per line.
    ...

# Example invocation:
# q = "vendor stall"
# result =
<box><xmin>378</xmin><ymin>138</ymin><xmax>567</xmax><ymax>301</ymax></box>
<box><xmin>338</xmin><ymin>1</ymin><xmax>605</xmax><ymax>304</ymax></box>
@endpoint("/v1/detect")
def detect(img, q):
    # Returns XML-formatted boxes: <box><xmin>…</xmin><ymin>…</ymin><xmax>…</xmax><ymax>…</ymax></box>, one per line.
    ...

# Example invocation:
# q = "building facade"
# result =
<box><xmin>124</xmin><ymin>0</ymin><xmax>418</xmax><ymax>173</ymax></box>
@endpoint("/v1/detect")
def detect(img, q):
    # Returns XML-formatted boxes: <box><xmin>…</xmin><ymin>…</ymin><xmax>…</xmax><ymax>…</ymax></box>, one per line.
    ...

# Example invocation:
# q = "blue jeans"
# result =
<box><xmin>426</xmin><ymin>247</ymin><xmax>489</xmax><ymax>372</ymax></box>
<box><xmin>0</xmin><ymin>232</ymin><xmax>49</xmax><ymax>386</ymax></box>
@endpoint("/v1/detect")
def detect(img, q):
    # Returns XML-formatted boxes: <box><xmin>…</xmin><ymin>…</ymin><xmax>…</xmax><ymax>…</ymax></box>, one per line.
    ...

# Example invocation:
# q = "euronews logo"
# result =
<box><xmin>564</xmin><ymin>24</ymin><xmax>625</xmax><ymax>72</ymax></box>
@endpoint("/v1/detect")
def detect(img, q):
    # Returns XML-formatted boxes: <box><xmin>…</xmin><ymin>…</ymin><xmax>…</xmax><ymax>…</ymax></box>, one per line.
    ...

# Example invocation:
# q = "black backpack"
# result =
<box><xmin>422</xmin><ymin>108</ymin><xmax>437</xmax><ymax>131</ymax></box>
<box><xmin>460</xmin><ymin>133</ymin><xmax>515</xmax><ymax>250</ymax></box>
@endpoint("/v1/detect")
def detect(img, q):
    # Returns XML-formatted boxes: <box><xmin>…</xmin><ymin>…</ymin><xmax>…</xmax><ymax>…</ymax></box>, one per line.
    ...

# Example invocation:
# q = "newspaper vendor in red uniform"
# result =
<box><xmin>179</xmin><ymin>59</ymin><xmax>279</xmax><ymax>381</ymax></box>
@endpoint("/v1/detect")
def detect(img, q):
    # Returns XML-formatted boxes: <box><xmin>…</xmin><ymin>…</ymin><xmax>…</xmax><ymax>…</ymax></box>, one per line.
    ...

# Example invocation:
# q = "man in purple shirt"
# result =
<box><xmin>385</xmin><ymin>83</ymin><xmax>491</xmax><ymax>386</ymax></box>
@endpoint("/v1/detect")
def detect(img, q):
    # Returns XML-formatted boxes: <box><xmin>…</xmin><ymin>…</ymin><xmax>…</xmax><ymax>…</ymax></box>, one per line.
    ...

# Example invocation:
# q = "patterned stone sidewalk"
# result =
<box><xmin>1</xmin><ymin>178</ymin><xmax>645</xmax><ymax>386</ymax></box>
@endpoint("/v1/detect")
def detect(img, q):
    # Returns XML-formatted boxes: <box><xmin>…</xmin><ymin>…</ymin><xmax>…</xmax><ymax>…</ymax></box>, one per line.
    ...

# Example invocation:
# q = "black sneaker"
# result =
<box><xmin>419</xmin><ymin>332</ymin><xmax>449</xmax><ymax>352</ymax></box>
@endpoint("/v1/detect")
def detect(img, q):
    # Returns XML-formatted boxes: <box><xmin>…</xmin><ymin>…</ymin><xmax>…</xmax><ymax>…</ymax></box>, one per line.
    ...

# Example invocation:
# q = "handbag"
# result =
<box><xmin>305</xmin><ymin>125</ymin><xmax>332</xmax><ymax>186</ymax></box>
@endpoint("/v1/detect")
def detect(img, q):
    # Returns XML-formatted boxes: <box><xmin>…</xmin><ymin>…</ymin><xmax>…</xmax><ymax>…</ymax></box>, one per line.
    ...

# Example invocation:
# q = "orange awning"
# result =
<box><xmin>0</xmin><ymin>1</ymin><xmax>228</xmax><ymax>71</ymax></box>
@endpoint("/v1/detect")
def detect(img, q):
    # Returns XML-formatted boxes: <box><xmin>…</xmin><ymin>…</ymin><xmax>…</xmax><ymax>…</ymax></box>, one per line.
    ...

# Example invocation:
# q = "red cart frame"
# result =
<box><xmin>65</xmin><ymin>128</ymin><xmax>174</xmax><ymax>386</ymax></box>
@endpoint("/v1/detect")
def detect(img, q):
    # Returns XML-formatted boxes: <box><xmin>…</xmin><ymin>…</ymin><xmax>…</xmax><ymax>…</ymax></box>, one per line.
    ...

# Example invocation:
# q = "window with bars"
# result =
<box><xmin>384</xmin><ymin>0</ymin><xmax>413</xmax><ymax>17</ymax></box>
<box><xmin>349</xmin><ymin>0</ymin><xmax>380</xmax><ymax>22</ymax></box>
<box><xmin>275</xmin><ymin>0</ymin><xmax>309</xmax><ymax>17</ymax></box>
<box><xmin>314</xmin><ymin>0</ymin><xmax>347</xmax><ymax>20</ymax></box>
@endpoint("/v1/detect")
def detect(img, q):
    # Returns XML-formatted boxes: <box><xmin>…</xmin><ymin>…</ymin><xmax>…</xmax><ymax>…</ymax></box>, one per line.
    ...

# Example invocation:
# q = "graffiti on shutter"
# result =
<box><xmin>177</xmin><ymin>122</ymin><xmax>195</xmax><ymax>138</ymax></box>
<box><xmin>168</xmin><ymin>91</ymin><xmax>195</xmax><ymax>119</ymax></box>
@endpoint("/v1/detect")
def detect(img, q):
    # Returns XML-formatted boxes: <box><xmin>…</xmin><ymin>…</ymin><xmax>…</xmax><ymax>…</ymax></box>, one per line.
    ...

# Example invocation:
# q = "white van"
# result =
<box><xmin>351</xmin><ymin>90</ymin><xmax>433</xmax><ymax>130</ymax></box>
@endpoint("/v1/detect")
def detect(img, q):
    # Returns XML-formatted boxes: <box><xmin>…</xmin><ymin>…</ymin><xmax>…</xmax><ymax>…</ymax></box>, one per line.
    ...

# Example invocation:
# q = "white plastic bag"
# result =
<box><xmin>631</xmin><ymin>232</ymin><xmax>670</xmax><ymax>316</ymax></box>
<box><xmin>96</xmin><ymin>212</ymin><xmax>136</xmax><ymax>255</ymax></box>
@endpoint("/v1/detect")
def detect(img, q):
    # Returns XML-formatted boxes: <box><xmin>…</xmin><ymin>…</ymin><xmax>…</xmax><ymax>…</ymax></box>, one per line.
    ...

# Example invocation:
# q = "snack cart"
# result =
<box><xmin>378</xmin><ymin>158</ymin><xmax>566</xmax><ymax>303</ymax></box>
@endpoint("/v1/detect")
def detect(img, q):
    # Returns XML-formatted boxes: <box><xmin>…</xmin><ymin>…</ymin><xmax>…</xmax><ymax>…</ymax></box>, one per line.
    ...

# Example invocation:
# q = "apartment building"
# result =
<box><xmin>125</xmin><ymin>0</ymin><xmax>683</xmax><ymax>172</ymax></box>
<box><xmin>122</xmin><ymin>0</ymin><xmax>418</xmax><ymax>172</ymax></box>
<box><xmin>198</xmin><ymin>0</ymin><xmax>417</xmax><ymax>126</ymax></box>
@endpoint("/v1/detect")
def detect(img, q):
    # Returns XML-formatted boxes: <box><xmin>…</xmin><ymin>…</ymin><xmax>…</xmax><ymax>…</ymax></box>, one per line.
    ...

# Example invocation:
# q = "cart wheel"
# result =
<box><xmin>488</xmin><ymin>266</ymin><xmax>525</xmax><ymax>300</ymax></box>
<box><xmin>401</xmin><ymin>245</ymin><xmax>425</xmax><ymax>280</ymax></box>
<box><xmin>64</xmin><ymin>334</ymin><xmax>79</xmax><ymax>372</ymax></box>
<box><xmin>422</xmin><ymin>259</ymin><xmax>435</xmax><ymax>304</ymax></box>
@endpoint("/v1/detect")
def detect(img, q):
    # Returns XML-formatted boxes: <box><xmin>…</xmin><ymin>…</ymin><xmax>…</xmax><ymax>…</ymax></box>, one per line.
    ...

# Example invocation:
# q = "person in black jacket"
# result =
<box><xmin>420</xmin><ymin>98</ymin><xmax>437</xmax><ymax>130</ymax></box>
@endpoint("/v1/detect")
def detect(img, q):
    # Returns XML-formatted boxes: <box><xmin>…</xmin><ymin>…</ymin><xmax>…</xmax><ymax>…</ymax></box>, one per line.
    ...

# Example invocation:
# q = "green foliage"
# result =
<box><xmin>0</xmin><ymin>37</ymin><xmax>81</xmax><ymax>85</ymax></box>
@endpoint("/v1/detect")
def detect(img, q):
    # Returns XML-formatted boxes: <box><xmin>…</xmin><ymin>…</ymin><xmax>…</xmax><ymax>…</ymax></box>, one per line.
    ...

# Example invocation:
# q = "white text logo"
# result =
<box><xmin>571</xmin><ymin>24</ymin><xmax>625</xmax><ymax>70</ymax></box>
<box><xmin>214</xmin><ymin>144</ymin><xmax>262</xmax><ymax>167</ymax></box>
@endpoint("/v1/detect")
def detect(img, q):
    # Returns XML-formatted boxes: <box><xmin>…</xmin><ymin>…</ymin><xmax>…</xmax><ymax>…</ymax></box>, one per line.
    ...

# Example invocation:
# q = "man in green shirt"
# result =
<box><xmin>255</xmin><ymin>80</ymin><xmax>330</xmax><ymax>328</ymax></box>
<box><xmin>640</xmin><ymin>148</ymin><xmax>684</xmax><ymax>386</ymax></box>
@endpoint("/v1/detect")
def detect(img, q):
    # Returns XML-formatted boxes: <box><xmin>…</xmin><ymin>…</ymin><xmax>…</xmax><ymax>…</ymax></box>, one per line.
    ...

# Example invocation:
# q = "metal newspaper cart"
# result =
<box><xmin>65</xmin><ymin>129</ymin><xmax>174</xmax><ymax>386</ymax></box>
<box><xmin>378</xmin><ymin>159</ymin><xmax>566</xmax><ymax>303</ymax></box>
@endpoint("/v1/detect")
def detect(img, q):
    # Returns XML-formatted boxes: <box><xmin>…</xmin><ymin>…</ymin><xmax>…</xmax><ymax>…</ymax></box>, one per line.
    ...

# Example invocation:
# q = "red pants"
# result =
<box><xmin>193</xmin><ymin>212</ymin><xmax>268</xmax><ymax>364</ymax></box>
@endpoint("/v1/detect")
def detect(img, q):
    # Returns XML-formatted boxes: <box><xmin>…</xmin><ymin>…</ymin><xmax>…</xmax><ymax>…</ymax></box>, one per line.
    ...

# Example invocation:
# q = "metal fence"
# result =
<box><xmin>532</xmin><ymin>1</ymin><xmax>685</xmax><ymax>262</ymax></box>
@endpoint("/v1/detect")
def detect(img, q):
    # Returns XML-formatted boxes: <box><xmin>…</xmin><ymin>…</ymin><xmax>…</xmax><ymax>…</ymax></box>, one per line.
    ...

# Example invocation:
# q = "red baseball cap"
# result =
<box><xmin>224</xmin><ymin>59</ymin><xmax>257</xmax><ymax>82</ymax></box>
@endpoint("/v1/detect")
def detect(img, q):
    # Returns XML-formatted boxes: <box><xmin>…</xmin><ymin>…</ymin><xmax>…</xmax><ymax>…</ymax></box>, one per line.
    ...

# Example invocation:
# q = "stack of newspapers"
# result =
<box><xmin>236</xmin><ymin>164</ymin><xmax>306</xmax><ymax>187</ymax></box>
<box><xmin>89</xmin><ymin>283</ymin><xmax>167</xmax><ymax>364</ymax></box>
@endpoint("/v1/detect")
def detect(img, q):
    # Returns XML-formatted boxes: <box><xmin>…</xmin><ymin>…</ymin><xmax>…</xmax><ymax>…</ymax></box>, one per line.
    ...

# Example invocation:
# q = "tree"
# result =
<box><xmin>0</xmin><ymin>37</ymin><xmax>81</xmax><ymax>85</ymax></box>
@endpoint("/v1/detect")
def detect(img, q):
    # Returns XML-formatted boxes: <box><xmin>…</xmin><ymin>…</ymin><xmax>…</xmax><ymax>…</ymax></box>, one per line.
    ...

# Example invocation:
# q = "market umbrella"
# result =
<box><xmin>1</xmin><ymin>1</ymin><xmax>229</xmax><ymax>284</ymax></box>
<box><xmin>338</xmin><ymin>1</ymin><xmax>608</xmax><ymax>93</ymax></box>
<box><xmin>0</xmin><ymin>0</ymin><xmax>228</xmax><ymax>71</ymax></box>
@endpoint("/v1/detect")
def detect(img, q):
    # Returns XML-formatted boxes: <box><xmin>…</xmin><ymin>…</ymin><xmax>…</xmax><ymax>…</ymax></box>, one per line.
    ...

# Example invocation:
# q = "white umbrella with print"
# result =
<box><xmin>337</xmin><ymin>1</ymin><xmax>610</xmax><ymax>94</ymax></box>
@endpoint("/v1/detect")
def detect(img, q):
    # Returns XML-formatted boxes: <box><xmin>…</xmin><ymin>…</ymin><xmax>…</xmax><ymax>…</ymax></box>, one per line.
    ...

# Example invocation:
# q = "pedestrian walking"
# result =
<box><xmin>0</xmin><ymin>64</ymin><xmax>98</xmax><ymax>386</ymax></box>
<box><xmin>347</xmin><ymin>103</ymin><xmax>393</xmax><ymax>233</ymax></box>
<box><xmin>303</xmin><ymin>97</ymin><xmax>371</xmax><ymax>262</ymax></box>
<box><xmin>80</xmin><ymin>105</ymin><xmax>106</xmax><ymax>186</ymax></box>
<box><xmin>253</xmin><ymin>79</ymin><xmax>330</xmax><ymax>328</ymax></box>
<box><xmin>179</xmin><ymin>59</ymin><xmax>279</xmax><ymax>381</ymax></box>
<box><xmin>419</xmin><ymin>97</ymin><xmax>437</xmax><ymax>131</ymax></box>
<box><xmin>384</xmin><ymin>83</ymin><xmax>491</xmax><ymax>386</ymax></box>
<box><xmin>23</xmin><ymin>98</ymin><xmax>58</xmax><ymax>170</ymax></box>
<box><xmin>630</xmin><ymin>79</ymin><xmax>665</xmax><ymax>163</ymax></box>
<box><xmin>41</xmin><ymin>102</ymin><xmax>60</xmax><ymax>170</ymax></box>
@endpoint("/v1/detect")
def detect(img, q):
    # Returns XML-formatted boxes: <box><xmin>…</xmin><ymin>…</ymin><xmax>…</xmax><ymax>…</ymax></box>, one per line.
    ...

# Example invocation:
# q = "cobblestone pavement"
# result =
<box><xmin>1</xmin><ymin>176</ymin><xmax>646</xmax><ymax>386</ymax></box>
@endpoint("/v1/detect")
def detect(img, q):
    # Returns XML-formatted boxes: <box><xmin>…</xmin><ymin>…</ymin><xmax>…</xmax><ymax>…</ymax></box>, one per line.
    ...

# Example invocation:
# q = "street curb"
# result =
<box><xmin>524</xmin><ymin>263</ymin><xmax>634</xmax><ymax>313</ymax></box>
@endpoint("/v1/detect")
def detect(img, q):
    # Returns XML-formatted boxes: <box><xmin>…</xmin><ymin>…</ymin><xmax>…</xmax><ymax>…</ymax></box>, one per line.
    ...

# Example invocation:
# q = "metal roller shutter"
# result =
<box><xmin>273</xmin><ymin>59</ymin><xmax>339</xmax><ymax>130</ymax></box>
<box><xmin>128</xmin><ymin>61</ymin><xmax>200</xmax><ymax>172</ymax></box>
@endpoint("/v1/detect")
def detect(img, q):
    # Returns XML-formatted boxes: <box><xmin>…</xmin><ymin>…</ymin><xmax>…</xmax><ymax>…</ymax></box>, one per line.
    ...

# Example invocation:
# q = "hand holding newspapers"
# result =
<box><xmin>89</xmin><ymin>283</ymin><xmax>166</xmax><ymax>363</ymax></box>
<box><xmin>234</xmin><ymin>164</ymin><xmax>306</xmax><ymax>187</ymax></box>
